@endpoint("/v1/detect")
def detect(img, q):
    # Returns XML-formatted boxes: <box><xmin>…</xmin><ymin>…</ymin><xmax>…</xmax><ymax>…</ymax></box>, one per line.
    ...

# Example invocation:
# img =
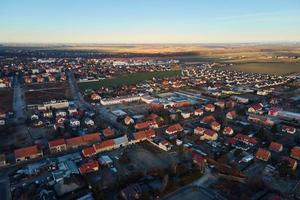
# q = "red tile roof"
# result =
<box><xmin>282</xmin><ymin>156</ymin><xmax>297</xmax><ymax>170</ymax></box>
<box><xmin>211</xmin><ymin>121</ymin><xmax>220</xmax><ymax>128</ymax></box>
<box><xmin>82</xmin><ymin>133</ymin><xmax>101</xmax><ymax>143</ymax></box>
<box><xmin>201</xmin><ymin>115</ymin><xmax>216</xmax><ymax>124</ymax></box>
<box><xmin>48</xmin><ymin>139</ymin><xmax>66</xmax><ymax>148</ymax></box>
<box><xmin>94</xmin><ymin>139</ymin><xmax>115</xmax><ymax>151</ymax></box>
<box><xmin>135</xmin><ymin>122</ymin><xmax>150</xmax><ymax>130</ymax></box>
<box><xmin>234</xmin><ymin>133</ymin><xmax>257</xmax><ymax>145</ymax></box>
<box><xmin>204</xmin><ymin>129</ymin><xmax>217</xmax><ymax>137</ymax></box>
<box><xmin>282</xmin><ymin>125</ymin><xmax>296</xmax><ymax>134</ymax></box>
<box><xmin>255</xmin><ymin>148</ymin><xmax>271</xmax><ymax>161</ymax></box>
<box><xmin>291</xmin><ymin>146</ymin><xmax>300</xmax><ymax>160</ymax></box>
<box><xmin>103</xmin><ymin>128</ymin><xmax>114</xmax><ymax>137</ymax></box>
<box><xmin>134</xmin><ymin>131</ymin><xmax>147</xmax><ymax>140</ymax></box>
<box><xmin>79</xmin><ymin>160</ymin><xmax>99</xmax><ymax>174</ymax></box>
<box><xmin>66</xmin><ymin>136</ymin><xmax>84</xmax><ymax>147</ymax></box>
<box><xmin>82</xmin><ymin>146</ymin><xmax>96</xmax><ymax>157</ymax></box>
<box><xmin>15</xmin><ymin>145</ymin><xmax>42</xmax><ymax>159</ymax></box>
<box><xmin>166</xmin><ymin>123</ymin><xmax>183</xmax><ymax>134</ymax></box>
<box><xmin>269</xmin><ymin>142</ymin><xmax>283</xmax><ymax>152</ymax></box>
<box><xmin>223</xmin><ymin>127</ymin><xmax>233</xmax><ymax>135</ymax></box>
<box><xmin>134</xmin><ymin>129</ymin><xmax>156</xmax><ymax>140</ymax></box>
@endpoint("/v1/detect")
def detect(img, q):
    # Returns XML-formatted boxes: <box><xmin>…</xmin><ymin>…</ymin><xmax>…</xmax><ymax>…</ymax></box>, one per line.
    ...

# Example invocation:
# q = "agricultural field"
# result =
<box><xmin>223</xmin><ymin>63</ymin><xmax>300</xmax><ymax>75</ymax></box>
<box><xmin>0</xmin><ymin>88</ymin><xmax>13</xmax><ymax>113</ymax></box>
<box><xmin>25</xmin><ymin>82</ymin><xmax>71</xmax><ymax>105</ymax></box>
<box><xmin>78</xmin><ymin>70</ymin><xmax>181</xmax><ymax>91</ymax></box>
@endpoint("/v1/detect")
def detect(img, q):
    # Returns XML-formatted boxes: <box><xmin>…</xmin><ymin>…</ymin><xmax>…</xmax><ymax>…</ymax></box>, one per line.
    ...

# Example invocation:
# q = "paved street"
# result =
<box><xmin>12</xmin><ymin>76</ymin><xmax>26</xmax><ymax>123</ymax></box>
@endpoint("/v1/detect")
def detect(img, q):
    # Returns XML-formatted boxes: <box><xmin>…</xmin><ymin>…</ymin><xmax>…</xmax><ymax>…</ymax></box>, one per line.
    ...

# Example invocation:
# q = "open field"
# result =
<box><xmin>50</xmin><ymin>43</ymin><xmax>300</xmax><ymax>63</ymax></box>
<box><xmin>78</xmin><ymin>70</ymin><xmax>181</xmax><ymax>90</ymax></box>
<box><xmin>25</xmin><ymin>83</ymin><xmax>70</xmax><ymax>105</ymax></box>
<box><xmin>0</xmin><ymin>88</ymin><xmax>13</xmax><ymax>113</ymax></box>
<box><xmin>223</xmin><ymin>63</ymin><xmax>300</xmax><ymax>75</ymax></box>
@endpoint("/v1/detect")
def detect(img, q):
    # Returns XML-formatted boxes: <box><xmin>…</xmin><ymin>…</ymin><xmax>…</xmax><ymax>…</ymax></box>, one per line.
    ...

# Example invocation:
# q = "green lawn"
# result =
<box><xmin>79</xmin><ymin>70</ymin><xmax>181</xmax><ymax>90</ymax></box>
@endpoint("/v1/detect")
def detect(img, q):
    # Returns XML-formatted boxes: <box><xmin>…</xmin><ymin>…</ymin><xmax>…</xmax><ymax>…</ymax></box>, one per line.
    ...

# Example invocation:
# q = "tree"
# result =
<box><xmin>278</xmin><ymin>160</ymin><xmax>293</xmax><ymax>177</ymax></box>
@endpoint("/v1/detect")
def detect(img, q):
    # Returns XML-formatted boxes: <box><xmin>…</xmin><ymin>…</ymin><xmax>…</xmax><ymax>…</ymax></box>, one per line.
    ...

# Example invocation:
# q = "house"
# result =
<box><xmin>135</xmin><ymin>120</ymin><xmax>158</xmax><ymax>130</ymax></box>
<box><xmin>48</xmin><ymin>74</ymin><xmax>56</xmax><ymax>82</ymax></box>
<box><xmin>66</xmin><ymin>137</ymin><xmax>84</xmax><ymax>149</ymax></box>
<box><xmin>194</xmin><ymin>108</ymin><xmax>204</xmax><ymax>116</ymax></box>
<box><xmin>223</xmin><ymin>127</ymin><xmax>234</xmax><ymax>135</ymax></box>
<box><xmin>124</xmin><ymin>116</ymin><xmax>134</xmax><ymax>125</ymax></box>
<box><xmin>82</xmin><ymin>146</ymin><xmax>97</xmax><ymax>157</ymax></box>
<box><xmin>255</xmin><ymin>148</ymin><xmax>271</xmax><ymax>161</ymax></box>
<box><xmin>159</xmin><ymin>140</ymin><xmax>171</xmax><ymax>151</ymax></box>
<box><xmin>133</xmin><ymin>129</ymin><xmax>155</xmax><ymax>141</ymax></box>
<box><xmin>120</xmin><ymin>184</ymin><xmax>143</xmax><ymax>200</ymax></box>
<box><xmin>79</xmin><ymin>160</ymin><xmax>99</xmax><ymax>174</ymax></box>
<box><xmin>146</xmin><ymin>113</ymin><xmax>159</xmax><ymax>121</ymax></box>
<box><xmin>201</xmin><ymin>129</ymin><xmax>218</xmax><ymax>141</ymax></box>
<box><xmin>70</xmin><ymin>118</ymin><xmax>80</xmax><ymax>127</ymax></box>
<box><xmin>166</xmin><ymin>123</ymin><xmax>183</xmax><ymax>135</ymax></box>
<box><xmin>43</xmin><ymin>110</ymin><xmax>53</xmax><ymax>118</ymax></box>
<box><xmin>230</xmin><ymin>134</ymin><xmax>258</xmax><ymax>147</ymax></box>
<box><xmin>68</xmin><ymin>107</ymin><xmax>78</xmax><ymax>115</ymax></box>
<box><xmin>204</xmin><ymin>104</ymin><xmax>215</xmax><ymax>112</ymax></box>
<box><xmin>0</xmin><ymin>154</ymin><xmax>6</xmax><ymax>166</ymax></box>
<box><xmin>84</xmin><ymin>118</ymin><xmax>94</xmax><ymax>126</ymax></box>
<box><xmin>194</xmin><ymin>127</ymin><xmax>206</xmax><ymax>135</ymax></box>
<box><xmin>201</xmin><ymin>115</ymin><xmax>216</xmax><ymax>124</ymax></box>
<box><xmin>226</xmin><ymin>100</ymin><xmax>236</xmax><ymax>109</ymax></box>
<box><xmin>48</xmin><ymin>139</ymin><xmax>67</xmax><ymax>153</ymax></box>
<box><xmin>15</xmin><ymin>145</ymin><xmax>43</xmax><ymax>162</ymax></box>
<box><xmin>94</xmin><ymin>139</ymin><xmax>116</xmax><ymax>153</ymax></box>
<box><xmin>0</xmin><ymin>119</ymin><xmax>5</xmax><ymax>126</ymax></box>
<box><xmin>226</xmin><ymin>111</ymin><xmax>237</xmax><ymax>120</ymax></box>
<box><xmin>31</xmin><ymin>114</ymin><xmax>39</xmax><ymax>120</ymax></box>
<box><xmin>269</xmin><ymin>142</ymin><xmax>283</xmax><ymax>152</ymax></box>
<box><xmin>214</xmin><ymin>101</ymin><xmax>225</xmax><ymax>109</ymax></box>
<box><xmin>248</xmin><ymin>103</ymin><xmax>263</xmax><ymax>114</ymax></box>
<box><xmin>268</xmin><ymin>107</ymin><xmax>281</xmax><ymax>116</ymax></box>
<box><xmin>179</xmin><ymin>107</ymin><xmax>193</xmax><ymax>119</ymax></box>
<box><xmin>56</xmin><ymin>110</ymin><xmax>67</xmax><ymax>117</ymax></box>
<box><xmin>91</xmin><ymin>93</ymin><xmax>101</xmax><ymax>101</ymax></box>
<box><xmin>211</xmin><ymin>121</ymin><xmax>221</xmax><ymax>132</ymax></box>
<box><xmin>282</xmin><ymin>156</ymin><xmax>297</xmax><ymax>170</ymax></box>
<box><xmin>291</xmin><ymin>146</ymin><xmax>300</xmax><ymax>160</ymax></box>
<box><xmin>103</xmin><ymin>128</ymin><xmax>114</xmax><ymax>137</ymax></box>
<box><xmin>282</xmin><ymin>125</ymin><xmax>296</xmax><ymax>134</ymax></box>
<box><xmin>81</xmin><ymin>133</ymin><xmax>101</xmax><ymax>144</ymax></box>
<box><xmin>192</xmin><ymin>152</ymin><xmax>207</xmax><ymax>171</ymax></box>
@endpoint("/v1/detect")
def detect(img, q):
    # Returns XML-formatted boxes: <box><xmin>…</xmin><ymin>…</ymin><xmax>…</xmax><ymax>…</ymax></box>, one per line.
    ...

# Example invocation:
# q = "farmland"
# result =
<box><xmin>0</xmin><ymin>88</ymin><xmax>13</xmax><ymax>113</ymax></box>
<box><xmin>78</xmin><ymin>70</ymin><xmax>181</xmax><ymax>91</ymax></box>
<box><xmin>25</xmin><ymin>83</ymin><xmax>71</xmax><ymax>105</ymax></box>
<box><xmin>223</xmin><ymin>63</ymin><xmax>300</xmax><ymax>75</ymax></box>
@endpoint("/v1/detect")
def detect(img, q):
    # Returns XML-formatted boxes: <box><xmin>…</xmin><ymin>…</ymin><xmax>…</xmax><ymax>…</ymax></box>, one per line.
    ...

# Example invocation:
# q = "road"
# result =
<box><xmin>12</xmin><ymin>76</ymin><xmax>26</xmax><ymax>123</ymax></box>
<box><xmin>67</xmin><ymin>70</ymin><xmax>129</xmax><ymax>135</ymax></box>
<box><xmin>191</xmin><ymin>168</ymin><xmax>218</xmax><ymax>187</ymax></box>
<box><xmin>0</xmin><ymin>177</ymin><xmax>11</xmax><ymax>200</ymax></box>
<box><xmin>67</xmin><ymin>71</ymin><xmax>93</xmax><ymax>111</ymax></box>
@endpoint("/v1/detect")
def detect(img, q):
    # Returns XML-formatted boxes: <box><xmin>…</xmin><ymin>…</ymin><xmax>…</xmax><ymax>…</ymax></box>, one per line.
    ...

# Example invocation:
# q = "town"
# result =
<box><xmin>0</xmin><ymin>48</ymin><xmax>300</xmax><ymax>200</ymax></box>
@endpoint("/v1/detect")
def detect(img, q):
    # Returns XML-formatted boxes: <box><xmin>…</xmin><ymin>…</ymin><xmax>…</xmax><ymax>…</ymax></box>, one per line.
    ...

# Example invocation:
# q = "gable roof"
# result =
<box><xmin>48</xmin><ymin>139</ymin><xmax>66</xmax><ymax>148</ymax></box>
<box><xmin>255</xmin><ymin>148</ymin><xmax>271</xmax><ymax>161</ymax></box>
<box><xmin>15</xmin><ymin>145</ymin><xmax>42</xmax><ymax>159</ymax></box>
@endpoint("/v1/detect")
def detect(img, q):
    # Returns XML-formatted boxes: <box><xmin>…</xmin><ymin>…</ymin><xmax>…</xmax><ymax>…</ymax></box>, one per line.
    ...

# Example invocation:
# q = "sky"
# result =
<box><xmin>0</xmin><ymin>0</ymin><xmax>300</xmax><ymax>43</ymax></box>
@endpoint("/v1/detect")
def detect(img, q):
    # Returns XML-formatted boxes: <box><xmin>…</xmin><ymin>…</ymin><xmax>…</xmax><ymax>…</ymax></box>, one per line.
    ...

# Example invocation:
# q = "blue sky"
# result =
<box><xmin>0</xmin><ymin>0</ymin><xmax>300</xmax><ymax>43</ymax></box>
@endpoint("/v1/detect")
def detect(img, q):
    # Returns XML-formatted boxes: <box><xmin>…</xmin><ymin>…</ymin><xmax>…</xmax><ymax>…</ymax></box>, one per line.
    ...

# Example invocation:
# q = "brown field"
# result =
<box><xmin>25</xmin><ymin>83</ymin><xmax>70</xmax><ymax>105</ymax></box>
<box><xmin>0</xmin><ymin>88</ymin><xmax>13</xmax><ymax>113</ymax></box>
<box><xmin>224</xmin><ymin>62</ymin><xmax>300</xmax><ymax>75</ymax></box>
<box><xmin>53</xmin><ymin>43</ymin><xmax>300</xmax><ymax>63</ymax></box>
